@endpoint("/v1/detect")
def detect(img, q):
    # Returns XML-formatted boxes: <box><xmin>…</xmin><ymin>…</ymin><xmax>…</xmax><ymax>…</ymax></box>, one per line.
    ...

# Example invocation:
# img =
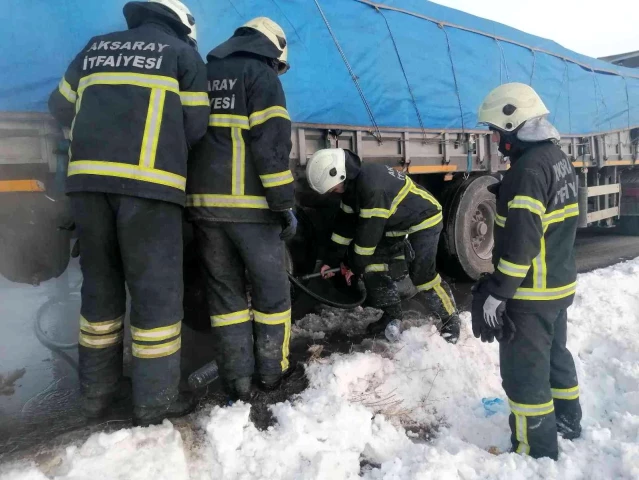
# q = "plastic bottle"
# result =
<box><xmin>384</xmin><ymin>319</ymin><xmax>402</xmax><ymax>343</ymax></box>
<box><xmin>482</xmin><ymin>397</ymin><xmax>507</xmax><ymax>417</ymax></box>
<box><xmin>188</xmin><ymin>360</ymin><xmax>220</xmax><ymax>391</ymax></box>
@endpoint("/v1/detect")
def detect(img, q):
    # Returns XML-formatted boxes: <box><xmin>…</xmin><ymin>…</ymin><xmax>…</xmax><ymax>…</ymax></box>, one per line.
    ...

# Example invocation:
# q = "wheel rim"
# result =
<box><xmin>470</xmin><ymin>201</ymin><xmax>495</xmax><ymax>260</ymax></box>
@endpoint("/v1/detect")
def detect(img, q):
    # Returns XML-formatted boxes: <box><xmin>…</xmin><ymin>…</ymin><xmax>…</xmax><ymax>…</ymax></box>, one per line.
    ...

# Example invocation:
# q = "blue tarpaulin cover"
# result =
<box><xmin>1</xmin><ymin>0</ymin><xmax>637</xmax><ymax>134</ymax></box>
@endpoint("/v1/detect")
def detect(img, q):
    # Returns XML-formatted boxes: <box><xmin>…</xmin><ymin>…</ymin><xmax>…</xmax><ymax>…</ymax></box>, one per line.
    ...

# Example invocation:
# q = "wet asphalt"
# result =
<box><xmin>0</xmin><ymin>228</ymin><xmax>637</xmax><ymax>459</ymax></box>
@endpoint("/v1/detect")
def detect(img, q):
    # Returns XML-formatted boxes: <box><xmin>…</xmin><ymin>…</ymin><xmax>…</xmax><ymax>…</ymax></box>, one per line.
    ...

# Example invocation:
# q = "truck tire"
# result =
<box><xmin>440</xmin><ymin>175</ymin><xmax>498</xmax><ymax>280</ymax></box>
<box><xmin>618</xmin><ymin>216</ymin><xmax>639</xmax><ymax>236</ymax></box>
<box><xmin>618</xmin><ymin>168</ymin><xmax>639</xmax><ymax>235</ymax></box>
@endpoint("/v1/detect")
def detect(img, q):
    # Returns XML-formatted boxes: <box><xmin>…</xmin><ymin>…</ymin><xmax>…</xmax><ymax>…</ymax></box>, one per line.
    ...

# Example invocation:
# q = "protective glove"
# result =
<box><xmin>471</xmin><ymin>282</ymin><xmax>516</xmax><ymax>343</ymax></box>
<box><xmin>321</xmin><ymin>263</ymin><xmax>355</xmax><ymax>286</ymax></box>
<box><xmin>279</xmin><ymin>209</ymin><xmax>297</xmax><ymax>242</ymax></box>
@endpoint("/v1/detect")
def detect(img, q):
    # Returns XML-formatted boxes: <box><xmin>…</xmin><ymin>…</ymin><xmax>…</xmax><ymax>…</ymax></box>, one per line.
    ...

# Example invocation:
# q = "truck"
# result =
<box><xmin>1</xmin><ymin>0</ymin><xmax>638</xmax><ymax>288</ymax></box>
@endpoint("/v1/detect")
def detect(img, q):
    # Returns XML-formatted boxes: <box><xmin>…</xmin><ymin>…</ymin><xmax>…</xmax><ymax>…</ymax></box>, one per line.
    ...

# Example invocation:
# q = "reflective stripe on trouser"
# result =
<box><xmin>408</xmin><ymin>225</ymin><xmax>457</xmax><ymax>319</ymax></box>
<box><xmin>192</xmin><ymin>221</ymin><xmax>291</xmax><ymax>380</ymax></box>
<box><xmin>500</xmin><ymin>308</ymin><xmax>581</xmax><ymax>459</ymax></box>
<box><xmin>71</xmin><ymin>193</ymin><xmax>183</xmax><ymax>407</ymax></box>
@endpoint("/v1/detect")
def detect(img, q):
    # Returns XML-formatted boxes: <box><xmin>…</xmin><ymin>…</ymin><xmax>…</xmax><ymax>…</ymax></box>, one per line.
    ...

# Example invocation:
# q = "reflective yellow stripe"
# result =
<box><xmin>360</xmin><ymin>208</ymin><xmax>391</xmax><ymax>219</ymax></box>
<box><xmin>354</xmin><ymin>244</ymin><xmax>376</xmax><ymax>256</ymax></box>
<box><xmin>513</xmin><ymin>282</ymin><xmax>577</xmax><ymax>301</ymax></box>
<box><xmin>331</xmin><ymin>233</ymin><xmax>353</xmax><ymax>246</ymax></box>
<box><xmin>543</xmin><ymin>203</ymin><xmax>579</xmax><ymax>227</ymax></box>
<box><xmin>209</xmin><ymin>114</ymin><xmax>250</xmax><ymax>129</ymax></box>
<box><xmin>365</xmin><ymin>263</ymin><xmax>388</xmax><ymax>273</ymax></box>
<box><xmin>434</xmin><ymin>284</ymin><xmax>456</xmax><ymax>315</ymax></box>
<box><xmin>508</xmin><ymin>399</ymin><xmax>555</xmax><ymax>416</ymax></box>
<box><xmin>132</xmin><ymin>337</ymin><xmax>181</xmax><ymax>359</ymax></box>
<box><xmin>186</xmin><ymin>194</ymin><xmax>269</xmax><ymax>209</ymax></box>
<box><xmin>254</xmin><ymin>309</ymin><xmax>291</xmax><ymax>325</ymax></box>
<box><xmin>79</xmin><ymin>315</ymin><xmax>124</xmax><ymax>335</ymax></box>
<box><xmin>68</xmin><ymin>161</ymin><xmax>185</xmax><ymax>190</ymax></box>
<box><xmin>394</xmin><ymin>255</ymin><xmax>405</xmax><ymax>260</ymax></box>
<box><xmin>281</xmin><ymin>315</ymin><xmax>291</xmax><ymax>371</ymax></box>
<box><xmin>386</xmin><ymin>212</ymin><xmax>444</xmax><ymax>237</ymax></box>
<box><xmin>131</xmin><ymin>321</ymin><xmax>181</xmax><ymax>342</ymax></box>
<box><xmin>532</xmin><ymin>236</ymin><xmax>547</xmax><ymax>289</ymax></box>
<box><xmin>552</xmin><ymin>386</ymin><xmax>580</xmax><ymax>400</ymax></box>
<box><xmin>179</xmin><ymin>91</ymin><xmax>209</xmax><ymax>107</ymax></box>
<box><xmin>78</xmin><ymin>72</ymin><xmax>179</xmax><ymax>94</ymax></box>
<box><xmin>211</xmin><ymin>310</ymin><xmax>251</xmax><ymax>327</ymax></box>
<box><xmin>497</xmin><ymin>258</ymin><xmax>530</xmax><ymax>278</ymax></box>
<box><xmin>389</xmin><ymin>178</ymin><xmax>413</xmax><ymax>214</ymax></box>
<box><xmin>249</xmin><ymin>106</ymin><xmax>290</xmax><ymax>128</ymax></box>
<box><xmin>58</xmin><ymin>77</ymin><xmax>77</xmax><ymax>103</ymax></box>
<box><xmin>415</xmin><ymin>274</ymin><xmax>442</xmax><ymax>292</ymax></box>
<box><xmin>139</xmin><ymin>88</ymin><xmax>165</xmax><ymax>169</ymax></box>
<box><xmin>409</xmin><ymin>183</ymin><xmax>442</xmax><ymax>210</ymax></box>
<box><xmin>340</xmin><ymin>202</ymin><xmax>355</xmax><ymax>214</ymax></box>
<box><xmin>231</xmin><ymin>127</ymin><xmax>245</xmax><ymax>195</ymax></box>
<box><xmin>495</xmin><ymin>214</ymin><xmax>506</xmax><ymax>228</ymax></box>
<box><xmin>260</xmin><ymin>170</ymin><xmax>294</xmax><ymax>188</ymax></box>
<box><xmin>508</xmin><ymin>195</ymin><xmax>545</xmax><ymax>217</ymax></box>
<box><xmin>515</xmin><ymin>415</ymin><xmax>530</xmax><ymax>455</ymax></box>
<box><xmin>79</xmin><ymin>331</ymin><xmax>123</xmax><ymax>349</ymax></box>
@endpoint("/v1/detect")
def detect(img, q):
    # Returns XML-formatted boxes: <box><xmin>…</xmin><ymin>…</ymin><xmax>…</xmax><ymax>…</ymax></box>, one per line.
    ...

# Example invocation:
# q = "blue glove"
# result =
<box><xmin>279</xmin><ymin>209</ymin><xmax>298</xmax><ymax>242</ymax></box>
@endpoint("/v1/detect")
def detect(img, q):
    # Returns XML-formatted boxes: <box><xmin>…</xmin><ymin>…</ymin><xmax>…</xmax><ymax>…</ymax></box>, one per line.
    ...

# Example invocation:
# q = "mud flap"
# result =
<box><xmin>0</xmin><ymin>192</ymin><xmax>72</xmax><ymax>285</ymax></box>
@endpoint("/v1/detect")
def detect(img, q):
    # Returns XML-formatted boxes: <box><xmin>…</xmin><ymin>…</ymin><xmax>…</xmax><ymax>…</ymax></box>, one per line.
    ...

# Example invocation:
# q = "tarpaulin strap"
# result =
<box><xmin>529</xmin><ymin>49</ymin><xmax>537</xmax><ymax>86</ymax></box>
<box><xmin>495</xmin><ymin>39</ymin><xmax>511</xmax><ymax>84</ymax></box>
<box><xmin>623</xmin><ymin>76</ymin><xmax>631</xmax><ymax>130</ymax></box>
<box><xmin>375</xmin><ymin>7</ymin><xmax>427</xmax><ymax>142</ymax></box>
<box><xmin>552</xmin><ymin>62</ymin><xmax>569</xmax><ymax>129</ymax></box>
<box><xmin>313</xmin><ymin>0</ymin><xmax>382</xmax><ymax>143</ymax></box>
<box><xmin>591</xmin><ymin>68</ymin><xmax>612</xmax><ymax>131</ymax></box>
<box><xmin>440</xmin><ymin>24</ymin><xmax>465</xmax><ymax>132</ymax></box>
<box><xmin>564</xmin><ymin>60</ymin><xmax>574</xmax><ymax>134</ymax></box>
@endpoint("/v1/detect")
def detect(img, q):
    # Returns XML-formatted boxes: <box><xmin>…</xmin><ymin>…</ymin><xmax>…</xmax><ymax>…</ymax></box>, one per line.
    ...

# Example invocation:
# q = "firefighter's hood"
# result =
<box><xmin>208</xmin><ymin>29</ymin><xmax>282</xmax><ymax>61</ymax></box>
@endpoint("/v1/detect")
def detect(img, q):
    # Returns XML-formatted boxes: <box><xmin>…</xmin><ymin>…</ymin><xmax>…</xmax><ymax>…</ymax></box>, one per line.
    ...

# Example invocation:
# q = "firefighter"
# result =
<box><xmin>186</xmin><ymin>18</ymin><xmax>295</xmax><ymax>400</ymax></box>
<box><xmin>471</xmin><ymin>83</ymin><xmax>582</xmax><ymax>459</ymax></box>
<box><xmin>48</xmin><ymin>0</ymin><xmax>209</xmax><ymax>426</ymax></box>
<box><xmin>306</xmin><ymin>148</ymin><xmax>461</xmax><ymax>343</ymax></box>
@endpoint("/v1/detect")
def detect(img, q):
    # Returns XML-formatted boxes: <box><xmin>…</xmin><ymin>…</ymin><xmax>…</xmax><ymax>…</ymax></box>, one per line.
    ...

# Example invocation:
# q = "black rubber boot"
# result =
<box><xmin>440</xmin><ymin>313</ymin><xmax>461</xmax><ymax>344</ymax></box>
<box><xmin>223</xmin><ymin>376</ymin><xmax>253</xmax><ymax>402</ymax></box>
<box><xmin>259</xmin><ymin>374</ymin><xmax>282</xmax><ymax>392</ymax></box>
<box><xmin>132</xmin><ymin>392</ymin><xmax>196</xmax><ymax>427</ymax></box>
<box><xmin>366</xmin><ymin>303</ymin><xmax>403</xmax><ymax>336</ymax></box>
<box><xmin>82</xmin><ymin>377</ymin><xmax>132</xmax><ymax>419</ymax></box>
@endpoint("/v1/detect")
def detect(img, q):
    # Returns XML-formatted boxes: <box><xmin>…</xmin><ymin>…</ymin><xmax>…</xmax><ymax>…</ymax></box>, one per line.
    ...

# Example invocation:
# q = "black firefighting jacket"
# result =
<box><xmin>186</xmin><ymin>30</ymin><xmax>294</xmax><ymax>224</ymax></box>
<box><xmin>328</xmin><ymin>153</ymin><xmax>442</xmax><ymax>274</ymax></box>
<box><xmin>48</xmin><ymin>20</ymin><xmax>209</xmax><ymax>206</ymax></box>
<box><xmin>485</xmin><ymin>141</ymin><xmax>578</xmax><ymax>311</ymax></box>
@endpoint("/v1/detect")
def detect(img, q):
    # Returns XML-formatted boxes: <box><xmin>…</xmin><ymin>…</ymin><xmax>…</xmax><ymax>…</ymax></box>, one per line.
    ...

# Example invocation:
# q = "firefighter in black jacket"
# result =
<box><xmin>472</xmin><ymin>83</ymin><xmax>582</xmax><ymax>460</ymax></box>
<box><xmin>186</xmin><ymin>18</ymin><xmax>296</xmax><ymax>400</ymax></box>
<box><xmin>48</xmin><ymin>0</ymin><xmax>209</xmax><ymax>426</ymax></box>
<box><xmin>306</xmin><ymin>148</ymin><xmax>461</xmax><ymax>343</ymax></box>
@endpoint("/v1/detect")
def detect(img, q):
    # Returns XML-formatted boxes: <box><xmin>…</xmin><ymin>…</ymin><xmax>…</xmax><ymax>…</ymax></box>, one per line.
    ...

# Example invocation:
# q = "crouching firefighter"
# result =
<box><xmin>471</xmin><ymin>83</ymin><xmax>582</xmax><ymax>460</ymax></box>
<box><xmin>186</xmin><ymin>18</ymin><xmax>296</xmax><ymax>400</ymax></box>
<box><xmin>48</xmin><ymin>0</ymin><xmax>209</xmax><ymax>426</ymax></box>
<box><xmin>306</xmin><ymin>148</ymin><xmax>461</xmax><ymax>343</ymax></box>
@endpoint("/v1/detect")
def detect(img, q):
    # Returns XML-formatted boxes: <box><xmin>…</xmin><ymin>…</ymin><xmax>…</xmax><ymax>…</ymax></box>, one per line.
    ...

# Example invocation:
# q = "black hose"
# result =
<box><xmin>287</xmin><ymin>273</ymin><xmax>367</xmax><ymax>309</ymax></box>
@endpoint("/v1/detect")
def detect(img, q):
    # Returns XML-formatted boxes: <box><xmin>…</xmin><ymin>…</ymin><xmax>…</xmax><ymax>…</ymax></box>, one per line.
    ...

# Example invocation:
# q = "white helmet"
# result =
<box><xmin>152</xmin><ymin>0</ymin><xmax>197</xmax><ymax>45</ymax></box>
<box><xmin>306</xmin><ymin>149</ymin><xmax>347</xmax><ymax>194</ymax></box>
<box><xmin>124</xmin><ymin>0</ymin><xmax>197</xmax><ymax>47</ymax></box>
<box><xmin>477</xmin><ymin>83</ymin><xmax>549</xmax><ymax>133</ymax></box>
<box><xmin>242</xmin><ymin>17</ymin><xmax>289</xmax><ymax>75</ymax></box>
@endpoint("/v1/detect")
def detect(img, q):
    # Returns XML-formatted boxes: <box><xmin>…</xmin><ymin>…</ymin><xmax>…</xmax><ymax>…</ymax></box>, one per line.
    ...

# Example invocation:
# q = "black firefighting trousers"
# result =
<box><xmin>500</xmin><ymin>308</ymin><xmax>582</xmax><ymax>460</ymax></box>
<box><xmin>192</xmin><ymin>221</ymin><xmax>291</xmax><ymax>381</ymax></box>
<box><xmin>70</xmin><ymin>193</ymin><xmax>183</xmax><ymax>409</ymax></box>
<box><xmin>363</xmin><ymin>223</ymin><xmax>457</xmax><ymax>323</ymax></box>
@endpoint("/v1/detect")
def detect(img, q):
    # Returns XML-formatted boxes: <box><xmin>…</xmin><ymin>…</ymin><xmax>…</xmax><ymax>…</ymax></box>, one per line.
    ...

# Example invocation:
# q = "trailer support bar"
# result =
<box><xmin>0</xmin><ymin>180</ymin><xmax>45</xmax><ymax>193</ymax></box>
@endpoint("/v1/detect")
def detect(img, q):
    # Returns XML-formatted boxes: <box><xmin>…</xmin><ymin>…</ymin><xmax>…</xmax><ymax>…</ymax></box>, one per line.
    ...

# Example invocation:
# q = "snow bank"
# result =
<box><xmin>3</xmin><ymin>259</ymin><xmax>639</xmax><ymax>479</ymax></box>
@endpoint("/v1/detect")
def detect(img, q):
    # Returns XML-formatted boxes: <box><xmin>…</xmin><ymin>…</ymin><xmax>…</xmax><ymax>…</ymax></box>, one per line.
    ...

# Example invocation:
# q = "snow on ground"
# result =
<box><xmin>2</xmin><ymin>259</ymin><xmax>639</xmax><ymax>479</ymax></box>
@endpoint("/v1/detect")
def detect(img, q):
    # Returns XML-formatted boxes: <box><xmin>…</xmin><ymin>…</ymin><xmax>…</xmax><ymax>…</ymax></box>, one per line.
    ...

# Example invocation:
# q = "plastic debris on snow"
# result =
<box><xmin>3</xmin><ymin>259</ymin><xmax>639</xmax><ymax>479</ymax></box>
